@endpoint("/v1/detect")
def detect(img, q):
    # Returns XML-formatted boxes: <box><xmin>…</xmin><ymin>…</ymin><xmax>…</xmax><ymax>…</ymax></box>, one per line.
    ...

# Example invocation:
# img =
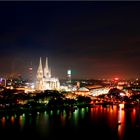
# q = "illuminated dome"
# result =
<box><xmin>78</xmin><ymin>87</ymin><xmax>90</xmax><ymax>91</ymax></box>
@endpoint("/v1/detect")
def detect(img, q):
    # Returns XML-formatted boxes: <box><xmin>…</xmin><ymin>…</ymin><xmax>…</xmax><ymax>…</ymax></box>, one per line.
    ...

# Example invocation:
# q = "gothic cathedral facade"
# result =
<box><xmin>36</xmin><ymin>57</ymin><xmax>60</xmax><ymax>91</ymax></box>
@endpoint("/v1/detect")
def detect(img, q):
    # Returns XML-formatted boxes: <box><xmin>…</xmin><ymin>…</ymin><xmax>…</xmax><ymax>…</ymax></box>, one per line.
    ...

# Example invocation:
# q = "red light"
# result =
<box><xmin>114</xmin><ymin>77</ymin><xmax>119</xmax><ymax>81</ymax></box>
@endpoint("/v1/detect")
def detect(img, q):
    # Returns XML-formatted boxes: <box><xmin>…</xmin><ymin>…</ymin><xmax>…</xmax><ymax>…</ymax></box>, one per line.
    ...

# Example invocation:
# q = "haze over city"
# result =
<box><xmin>0</xmin><ymin>1</ymin><xmax>140</xmax><ymax>80</ymax></box>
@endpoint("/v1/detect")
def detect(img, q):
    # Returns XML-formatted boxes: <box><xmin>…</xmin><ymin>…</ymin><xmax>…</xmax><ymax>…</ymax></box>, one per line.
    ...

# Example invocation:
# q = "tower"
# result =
<box><xmin>36</xmin><ymin>57</ymin><xmax>44</xmax><ymax>90</ymax></box>
<box><xmin>67</xmin><ymin>69</ymin><xmax>72</xmax><ymax>84</ymax></box>
<box><xmin>44</xmin><ymin>57</ymin><xmax>51</xmax><ymax>79</ymax></box>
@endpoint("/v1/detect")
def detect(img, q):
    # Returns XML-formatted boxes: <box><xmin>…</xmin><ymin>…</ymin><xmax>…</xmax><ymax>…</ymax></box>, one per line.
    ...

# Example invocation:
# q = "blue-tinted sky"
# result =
<box><xmin>0</xmin><ymin>1</ymin><xmax>140</xmax><ymax>80</ymax></box>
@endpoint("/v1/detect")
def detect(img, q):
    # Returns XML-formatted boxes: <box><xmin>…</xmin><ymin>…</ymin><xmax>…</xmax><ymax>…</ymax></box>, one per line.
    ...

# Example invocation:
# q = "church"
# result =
<box><xmin>36</xmin><ymin>57</ymin><xmax>60</xmax><ymax>91</ymax></box>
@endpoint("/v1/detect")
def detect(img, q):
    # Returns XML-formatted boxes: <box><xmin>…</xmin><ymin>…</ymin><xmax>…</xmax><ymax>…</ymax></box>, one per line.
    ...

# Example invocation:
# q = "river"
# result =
<box><xmin>0</xmin><ymin>104</ymin><xmax>140</xmax><ymax>140</ymax></box>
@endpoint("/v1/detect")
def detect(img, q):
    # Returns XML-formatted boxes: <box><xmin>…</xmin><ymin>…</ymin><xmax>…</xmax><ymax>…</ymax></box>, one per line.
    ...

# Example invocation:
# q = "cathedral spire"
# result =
<box><xmin>37</xmin><ymin>57</ymin><xmax>43</xmax><ymax>79</ymax></box>
<box><xmin>44</xmin><ymin>57</ymin><xmax>49</xmax><ymax>78</ymax></box>
<box><xmin>45</xmin><ymin>57</ymin><xmax>49</xmax><ymax>72</ymax></box>
<box><xmin>36</xmin><ymin>57</ymin><xmax>44</xmax><ymax>90</ymax></box>
<box><xmin>39</xmin><ymin>57</ymin><xmax>43</xmax><ymax>69</ymax></box>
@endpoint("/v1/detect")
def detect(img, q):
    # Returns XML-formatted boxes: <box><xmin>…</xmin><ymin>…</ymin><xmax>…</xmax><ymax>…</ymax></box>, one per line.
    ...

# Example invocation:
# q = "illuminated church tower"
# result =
<box><xmin>44</xmin><ymin>57</ymin><xmax>51</xmax><ymax>79</ymax></box>
<box><xmin>36</xmin><ymin>57</ymin><xmax>60</xmax><ymax>91</ymax></box>
<box><xmin>36</xmin><ymin>57</ymin><xmax>44</xmax><ymax>90</ymax></box>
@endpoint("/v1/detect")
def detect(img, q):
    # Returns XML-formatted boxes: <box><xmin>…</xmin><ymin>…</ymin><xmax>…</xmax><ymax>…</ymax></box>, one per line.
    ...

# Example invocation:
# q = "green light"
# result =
<box><xmin>86</xmin><ymin>107</ymin><xmax>89</xmax><ymax>112</ymax></box>
<box><xmin>73</xmin><ymin>109</ymin><xmax>79</xmax><ymax>127</ymax></box>
<box><xmin>50</xmin><ymin>110</ymin><xmax>53</xmax><ymax>115</ymax></box>
<box><xmin>57</xmin><ymin>110</ymin><xmax>60</xmax><ymax>115</ymax></box>
<box><xmin>44</xmin><ymin>111</ymin><xmax>47</xmax><ymax>115</ymax></box>
<box><xmin>80</xmin><ymin>108</ymin><xmax>85</xmax><ymax>119</ymax></box>
<box><xmin>22</xmin><ymin>113</ymin><xmax>25</xmax><ymax>117</ymax></box>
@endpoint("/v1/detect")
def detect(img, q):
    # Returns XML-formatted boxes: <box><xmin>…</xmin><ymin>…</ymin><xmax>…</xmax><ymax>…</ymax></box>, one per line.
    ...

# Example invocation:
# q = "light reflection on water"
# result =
<box><xmin>19</xmin><ymin>114</ymin><xmax>25</xmax><ymax>131</ymax></box>
<box><xmin>118</xmin><ymin>104</ymin><xmax>125</xmax><ymax>140</ymax></box>
<box><xmin>0</xmin><ymin>105</ymin><xmax>140</xmax><ymax>140</ymax></box>
<box><xmin>1</xmin><ymin>116</ymin><xmax>6</xmax><ymax>128</ymax></box>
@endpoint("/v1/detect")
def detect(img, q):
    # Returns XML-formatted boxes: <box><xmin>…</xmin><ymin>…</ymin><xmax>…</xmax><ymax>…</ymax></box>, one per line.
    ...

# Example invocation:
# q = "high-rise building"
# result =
<box><xmin>67</xmin><ymin>69</ymin><xmax>72</xmax><ymax>84</ymax></box>
<box><xmin>36</xmin><ymin>57</ymin><xmax>60</xmax><ymax>91</ymax></box>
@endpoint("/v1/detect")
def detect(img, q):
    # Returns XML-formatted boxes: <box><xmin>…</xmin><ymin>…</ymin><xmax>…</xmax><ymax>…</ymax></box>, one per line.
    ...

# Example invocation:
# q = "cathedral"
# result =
<box><xmin>36</xmin><ymin>57</ymin><xmax>60</xmax><ymax>91</ymax></box>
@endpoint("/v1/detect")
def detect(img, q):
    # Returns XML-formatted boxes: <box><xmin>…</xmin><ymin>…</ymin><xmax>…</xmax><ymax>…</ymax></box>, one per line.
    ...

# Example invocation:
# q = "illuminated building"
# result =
<box><xmin>89</xmin><ymin>86</ymin><xmax>111</xmax><ymax>96</ymax></box>
<box><xmin>75</xmin><ymin>87</ymin><xmax>90</xmax><ymax>96</ymax></box>
<box><xmin>67</xmin><ymin>69</ymin><xmax>72</xmax><ymax>84</ymax></box>
<box><xmin>36</xmin><ymin>57</ymin><xmax>60</xmax><ymax>91</ymax></box>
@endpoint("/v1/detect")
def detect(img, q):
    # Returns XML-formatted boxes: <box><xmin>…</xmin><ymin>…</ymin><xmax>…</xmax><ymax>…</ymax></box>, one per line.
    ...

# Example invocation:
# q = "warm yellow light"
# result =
<box><xmin>119</xmin><ymin>104</ymin><xmax>124</xmax><ymax>109</ymax></box>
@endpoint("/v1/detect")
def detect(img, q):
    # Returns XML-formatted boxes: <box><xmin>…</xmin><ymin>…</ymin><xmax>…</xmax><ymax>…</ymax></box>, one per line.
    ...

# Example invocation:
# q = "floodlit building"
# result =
<box><xmin>36</xmin><ymin>57</ymin><xmax>60</xmax><ymax>91</ymax></box>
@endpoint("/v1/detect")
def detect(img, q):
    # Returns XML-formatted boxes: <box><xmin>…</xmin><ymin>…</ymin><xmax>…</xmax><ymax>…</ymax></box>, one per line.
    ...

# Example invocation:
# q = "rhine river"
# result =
<box><xmin>0</xmin><ymin>105</ymin><xmax>140</xmax><ymax>140</ymax></box>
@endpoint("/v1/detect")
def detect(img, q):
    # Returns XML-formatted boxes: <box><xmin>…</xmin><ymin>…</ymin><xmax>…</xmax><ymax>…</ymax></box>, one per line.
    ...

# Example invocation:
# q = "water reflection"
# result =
<box><xmin>1</xmin><ymin>116</ymin><xmax>6</xmax><ymax>128</ymax></box>
<box><xmin>106</xmin><ymin>105</ymin><xmax>118</xmax><ymax>129</ymax></box>
<box><xmin>0</xmin><ymin>105</ymin><xmax>140</xmax><ymax>140</ymax></box>
<box><xmin>10</xmin><ymin>116</ymin><xmax>15</xmax><ymax>125</ymax></box>
<box><xmin>36</xmin><ymin>111</ymin><xmax>50</xmax><ymax>138</ymax></box>
<box><xmin>131</xmin><ymin>108</ymin><xmax>136</xmax><ymax>127</ymax></box>
<box><xmin>118</xmin><ymin>104</ymin><xmax>125</xmax><ymax>140</ymax></box>
<box><xmin>19</xmin><ymin>114</ymin><xmax>25</xmax><ymax>131</ymax></box>
<box><xmin>60</xmin><ymin>110</ymin><xmax>67</xmax><ymax>127</ymax></box>
<box><xmin>73</xmin><ymin>109</ymin><xmax>79</xmax><ymax>127</ymax></box>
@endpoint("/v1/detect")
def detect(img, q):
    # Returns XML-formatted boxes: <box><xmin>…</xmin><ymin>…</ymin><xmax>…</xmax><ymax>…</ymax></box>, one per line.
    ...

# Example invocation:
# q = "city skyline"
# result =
<box><xmin>0</xmin><ymin>1</ymin><xmax>140</xmax><ymax>80</ymax></box>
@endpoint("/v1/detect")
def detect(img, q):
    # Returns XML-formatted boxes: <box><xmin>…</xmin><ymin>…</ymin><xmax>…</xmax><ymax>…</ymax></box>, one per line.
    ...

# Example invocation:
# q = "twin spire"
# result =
<box><xmin>36</xmin><ymin>57</ymin><xmax>60</xmax><ymax>91</ymax></box>
<box><xmin>37</xmin><ymin>57</ymin><xmax>51</xmax><ymax>79</ymax></box>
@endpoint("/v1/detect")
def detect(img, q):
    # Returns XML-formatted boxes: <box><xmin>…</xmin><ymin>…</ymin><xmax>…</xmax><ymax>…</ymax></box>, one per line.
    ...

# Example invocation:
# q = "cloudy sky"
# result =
<box><xmin>0</xmin><ymin>1</ymin><xmax>140</xmax><ymax>80</ymax></box>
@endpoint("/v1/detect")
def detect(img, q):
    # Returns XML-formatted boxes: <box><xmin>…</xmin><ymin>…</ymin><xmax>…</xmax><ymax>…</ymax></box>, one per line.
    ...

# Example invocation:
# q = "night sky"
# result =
<box><xmin>0</xmin><ymin>1</ymin><xmax>140</xmax><ymax>80</ymax></box>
